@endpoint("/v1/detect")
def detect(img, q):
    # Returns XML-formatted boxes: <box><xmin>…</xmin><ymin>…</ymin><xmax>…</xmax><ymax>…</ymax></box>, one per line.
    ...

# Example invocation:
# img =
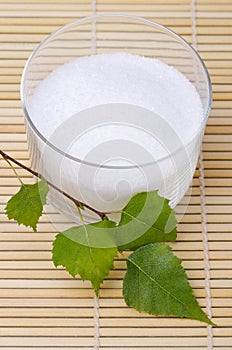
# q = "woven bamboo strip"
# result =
<box><xmin>0</xmin><ymin>24</ymin><xmax>203</xmax><ymax>34</ymax></box>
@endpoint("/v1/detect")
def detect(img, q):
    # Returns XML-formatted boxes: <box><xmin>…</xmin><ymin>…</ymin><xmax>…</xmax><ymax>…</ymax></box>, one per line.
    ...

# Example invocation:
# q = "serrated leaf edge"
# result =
<box><xmin>124</xmin><ymin>244</ymin><xmax>215</xmax><ymax>326</ymax></box>
<box><xmin>126</xmin><ymin>249</ymin><xmax>188</xmax><ymax>310</ymax></box>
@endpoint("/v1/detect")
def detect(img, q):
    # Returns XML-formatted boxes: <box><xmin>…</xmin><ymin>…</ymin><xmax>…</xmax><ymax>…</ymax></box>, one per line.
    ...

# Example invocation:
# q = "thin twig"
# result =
<box><xmin>0</xmin><ymin>149</ymin><xmax>107</xmax><ymax>220</ymax></box>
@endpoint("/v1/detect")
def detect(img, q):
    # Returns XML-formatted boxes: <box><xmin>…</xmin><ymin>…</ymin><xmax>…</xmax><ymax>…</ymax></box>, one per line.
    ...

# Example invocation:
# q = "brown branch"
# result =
<box><xmin>0</xmin><ymin>149</ymin><xmax>107</xmax><ymax>220</ymax></box>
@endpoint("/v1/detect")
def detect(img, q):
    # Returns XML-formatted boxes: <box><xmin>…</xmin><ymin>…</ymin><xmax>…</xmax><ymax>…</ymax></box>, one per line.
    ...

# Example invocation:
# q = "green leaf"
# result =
<box><xmin>5</xmin><ymin>178</ymin><xmax>49</xmax><ymax>232</ymax></box>
<box><xmin>117</xmin><ymin>191</ymin><xmax>177</xmax><ymax>251</ymax></box>
<box><xmin>123</xmin><ymin>243</ymin><xmax>215</xmax><ymax>325</ymax></box>
<box><xmin>52</xmin><ymin>220</ymin><xmax>118</xmax><ymax>295</ymax></box>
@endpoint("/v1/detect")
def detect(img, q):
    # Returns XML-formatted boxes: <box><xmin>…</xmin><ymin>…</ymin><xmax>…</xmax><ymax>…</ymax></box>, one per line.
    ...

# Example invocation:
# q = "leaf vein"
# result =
<box><xmin>127</xmin><ymin>256</ymin><xmax>187</xmax><ymax>309</ymax></box>
<box><xmin>121</xmin><ymin>210</ymin><xmax>166</xmax><ymax>235</ymax></box>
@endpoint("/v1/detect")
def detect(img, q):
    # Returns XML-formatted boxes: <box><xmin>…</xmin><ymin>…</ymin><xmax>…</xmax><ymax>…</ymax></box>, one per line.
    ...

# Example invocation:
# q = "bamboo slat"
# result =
<box><xmin>0</xmin><ymin>0</ymin><xmax>231</xmax><ymax>349</ymax></box>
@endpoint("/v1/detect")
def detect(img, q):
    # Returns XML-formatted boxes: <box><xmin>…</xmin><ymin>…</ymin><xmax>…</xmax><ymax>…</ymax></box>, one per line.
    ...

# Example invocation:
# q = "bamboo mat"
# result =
<box><xmin>0</xmin><ymin>0</ymin><xmax>231</xmax><ymax>349</ymax></box>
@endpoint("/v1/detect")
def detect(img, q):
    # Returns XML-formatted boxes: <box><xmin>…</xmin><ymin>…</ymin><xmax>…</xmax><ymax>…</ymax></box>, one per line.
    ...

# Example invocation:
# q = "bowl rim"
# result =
<box><xmin>20</xmin><ymin>13</ymin><xmax>212</xmax><ymax>170</ymax></box>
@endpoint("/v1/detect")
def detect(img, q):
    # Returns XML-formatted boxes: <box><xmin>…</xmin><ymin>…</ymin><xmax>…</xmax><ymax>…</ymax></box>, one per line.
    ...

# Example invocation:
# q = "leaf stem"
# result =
<box><xmin>76</xmin><ymin>205</ymin><xmax>85</xmax><ymax>225</ymax></box>
<box><xmin>0</xmin><ymin>149</ymin><xmax>107</xmax><ymax>221</ymax></box>
<box><xmin>76</xmin><ymin>204</ymin><xmax>94</xmax><ymax>262</ymax></box>
<box><xmin>2</xmin><ymin>155</ymin><xmax>24</xmax><ymax>186</ymax></box>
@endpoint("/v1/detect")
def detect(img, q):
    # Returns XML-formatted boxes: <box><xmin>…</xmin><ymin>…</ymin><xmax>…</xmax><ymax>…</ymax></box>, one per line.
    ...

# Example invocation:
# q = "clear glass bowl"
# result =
<box><xmin>21</xmin><ymin>14</ymin><xmax>212</xmax><ymax>222</ymax></box>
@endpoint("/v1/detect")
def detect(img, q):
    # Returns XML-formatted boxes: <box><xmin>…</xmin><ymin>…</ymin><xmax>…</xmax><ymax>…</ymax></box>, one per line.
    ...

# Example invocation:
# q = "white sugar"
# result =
<box><xmin>29</xmin><ymin>52</ymin><xmax>203</xmax><ymax>159</ymax></box>
<box><xmin>28</xmin><ymin>53</ymin><xmax>204</xmax><ymax>214</ymax></box>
